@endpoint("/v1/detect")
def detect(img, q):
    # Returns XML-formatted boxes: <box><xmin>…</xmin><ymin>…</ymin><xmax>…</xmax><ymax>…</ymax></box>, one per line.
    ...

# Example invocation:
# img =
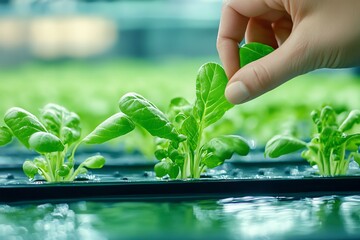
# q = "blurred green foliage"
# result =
<box><xmin>0</xmin><ymin>59</ymin><xmax>359</xmax><ymax>151</ymax></box>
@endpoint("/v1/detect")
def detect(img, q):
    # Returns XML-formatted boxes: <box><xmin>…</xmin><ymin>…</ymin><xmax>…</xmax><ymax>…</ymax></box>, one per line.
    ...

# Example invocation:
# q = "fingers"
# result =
<box><xmin>245</xmin><ymin>18</ymin><xmax>278</xmax><ymax>49</ymax></box>
<box><xmin>272</xmin><ymin>17</ymin><xmax>293</xmax><ymax>46</ymax></box>
<box><xmin>217</xmin><ymin>0</ymin><xmax>288</xmax><ymax>79</ymax></box>
<box><xmin>225</xmin><ymin>34</ymin><xmax>311</xmax><ymax>104</ymax></box>
<box><xmin>217</xmin><ymin>4</ymin><xmax>248</xmax><ymax>79</ymax></box>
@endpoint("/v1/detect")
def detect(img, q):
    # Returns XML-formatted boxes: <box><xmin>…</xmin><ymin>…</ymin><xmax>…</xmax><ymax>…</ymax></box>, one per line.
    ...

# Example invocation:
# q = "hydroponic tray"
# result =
<box><xmin>1</xmin><ymin>177</ymin><xmax>360</xmax><ymax>204</ymax></box>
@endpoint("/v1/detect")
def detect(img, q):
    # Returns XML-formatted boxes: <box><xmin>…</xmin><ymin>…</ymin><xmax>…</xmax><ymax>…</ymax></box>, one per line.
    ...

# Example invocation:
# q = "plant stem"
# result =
<box><xmin>68</xmin><ymin>163</ymin><xmax>84</xmax><ymax>181</ymax></box>
<box><xmin>199</xmin><ymin>165</ymin><xmax>206</xmax><ymax>175</ymax></box>
<box><xmin>38</xmin><ymin>167</ymin><xmax>52</xmax><ymax>182</ymax></box>
<box><xmin>317</xmin><ymin>150</ymin><xmax>325</xmax><ymax>176</ymax></box>
<box><xmin>182</xmin><ymin>149</ymin><xmax>189</xmax><ymax>179</ymax></box>
<box><xmin>193</xmin><ymin>125</ymin><xmax>204</xmax><ymax>178</ymax></box>
<box><xmin>45</xmin><ymin>154</ymin><xmax>55</xmax><ymax>182</ymax></box>
<box><xmin>69</xmin><ymin>141</ymin><xmax>82</xmax><ymax>164</ymax></box>
<box><xmin>55</xmin><ymin>152</ymin><xmax>62</xmax><ymax>181</ymax></box>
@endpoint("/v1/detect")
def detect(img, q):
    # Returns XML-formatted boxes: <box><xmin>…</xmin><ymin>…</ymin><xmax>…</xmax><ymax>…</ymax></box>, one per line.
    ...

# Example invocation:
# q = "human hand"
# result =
<box><xmin>217</xmin><ymin>0</ymin><xmax>360</xmax><ymax>104</ymax></box>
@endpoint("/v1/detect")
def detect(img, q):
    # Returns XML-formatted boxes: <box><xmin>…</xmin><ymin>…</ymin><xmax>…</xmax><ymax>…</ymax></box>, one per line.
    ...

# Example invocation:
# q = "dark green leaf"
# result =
<box><xmin>168</xmin><ymin>149</ymin><xmax>185</xmax><ymax>162</ymax></box>
<box><xmin>194</xmin><ymin>63</ymin><xmax>233</xmax><ymax>128</ymax></box>
<box><xmin>154</xmin><ymin>160</ymin><xmax>179</xmax><ymax>179</ymax></box>
<box><xmin>154</xmin><ymin>161</ymin><xmax>170</xmax><ymax>178</ymax></box>
<box><xmin>29</xmin><ymin>132</ymin><xmax>65</xmax><ymax>153</ymax></box>
<box><xmin>83</xmin><ymin>155</ymin><xmax>105</xmax><ymax>169</ymax></box>
<box><xmin>119</xmin><ymin>93</ymin><xmax>184</xmax><ymax>142</ymax></box>
<box><xmin>154</xmin><ymin>149</ymin><xmax>168</xmax><ymax>160</ymax></box>
<box><xmin>265</xmin><ymin>135</ymin><xmax>307</xmax><ymax>158</ymax></box>
<box><xmin>239</xmin><ymin>42</ymin><xmax>274</xmax><ymax>67</ymax></box>
<box><xmin>339</xmin><ymin>110</ymin><xmax>360</xmax><ymax>132</ymax></box>
<box><xmin>23</xmin><ymin>160</ymin><xmax>38</xmax><ymax>179</ymax></box>
<box><xmin>320</xmin><ymin>127</ymin><xmax>345</xmax><ymax>149</ymax></box>
<box><xmin>57</xmin><ymin>164</ymin><xmax>71</xmax><ymax>177</ymax></box>
<box><xmin>41</xmin><ymin>103</ymin><xmax>81</xmax><ymax>145</ymax></box>
<box><xmin>4</xmin><ymin>107</ymin><xmax>47</xmax><ymax>148</ymax></box>
<box><xmin>345</xmin><ymin>134</ymin><xmax>360</xmax><ymax>151</ymax></box>
<box><xmin>311</xmin><ymin>110</ymin><xmax>322</xmax><ymax>133</ymax></box>
<box><xmin>168</xmin><ymin>164</ymin><xmax>180</xmax><ymax>179</ymax></box>
<box><xmin>0</xmin><ymin>126</ymin><xmax>12</xmax><ymax>146</ymax></box>
<box><xmin>201</xmin><ymin>154</ymin><xmax>223</xmax><ymax>169</ymax></box>
<box><xmin>320</xmin><ymin>106</ymin><xmax>337</xmax><ymax>127</ymax></box>
<box><xmin>202</xmin><ymin>135</ymin><xmax>250</xmax><ymax>165</ymax></box>
<box><xmin>83</xmin><ymin>113</ymin><xmax>135</xmax><ymax>144</ymax></box>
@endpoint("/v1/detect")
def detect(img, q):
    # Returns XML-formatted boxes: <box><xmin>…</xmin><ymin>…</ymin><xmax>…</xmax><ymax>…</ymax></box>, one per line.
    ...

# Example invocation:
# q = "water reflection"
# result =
<box><xmin>1</xmin><ymin>196</ymin><xmax>360</xmax><ymax>239</ymax></box>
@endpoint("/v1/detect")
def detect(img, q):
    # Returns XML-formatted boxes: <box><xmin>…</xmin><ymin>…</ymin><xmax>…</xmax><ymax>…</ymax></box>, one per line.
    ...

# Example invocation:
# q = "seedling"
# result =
<box><xmin>265</xmin><ymin>106</ymin><xmax>360</xmax><ymax>176</ymax></box>
<box><xmin>116</xmin><ymin>62</ymin><xmax>250</xmax><ymax>179</ymax></box>
<box><xmin>0</xmin><ymin>104</ymin><xmax>134</xmax><ymax>182</ymax></box>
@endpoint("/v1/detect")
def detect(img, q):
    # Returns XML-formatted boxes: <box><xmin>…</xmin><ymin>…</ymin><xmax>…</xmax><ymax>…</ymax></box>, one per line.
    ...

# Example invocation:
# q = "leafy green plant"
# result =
<box><xmin>121</xmin><ymin>42</ymin><xmax>275</xmax><ymax>179</ymax></box>
<box><xmin>0</xmin><ymin>104</ymin><xmax>134</xmax><ymax>182</ymax></box>
<box><xmin>114</xmin><ymin>62</ymin><xmax>250</xmax><ymax>179</ymax></box>
<box><xmin>265</xmin><ymin>106</ymin><xmax>360</xmax><ymax>176</ymax></box>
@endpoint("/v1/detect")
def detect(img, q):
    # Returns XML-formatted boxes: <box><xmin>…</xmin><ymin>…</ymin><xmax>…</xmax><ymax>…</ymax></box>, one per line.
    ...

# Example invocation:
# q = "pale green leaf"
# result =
<box><xmin>23</xmin><ymin>160</ymin><xmax>39</xmax><ymax>179</ymax></box>
<box><xmin>202</xmin><ymin>135</ymin><xmax>250</xmax><ymax>168</ymax></box>
<box><xmin>194</xmin><ymin>63</ymin><xmax>233</xmax><ymax>128</ymax></box>
<box><xmin>41</xmin><ymin>103</ymin><xmax>81</xmax><ymax>145</ymax></box>
<box><xmin>119</xmin><ymin>93</ymin><xmax>184</xmax><ymax>143</ymax></box>
<box><xmin>0</xmin><ymin>126</ymin><xmax>12</xmax><ymax>146</ymax></box>
<box><xmin>83</xmin><ymin>113</ymin><xmax>135</xmax><ymax>144</ymax></box>
<box><xmin>265</xmin><ymin>135</ymin><xmax>306</xmax><ymax>158</ymax></box>
<box><xmin>339</xmin><ymin>109</ymin><xmax>360</xmax><ymax>132</ymax></box>
<box><xmin>83</xmin><ymin>155</ymin><xmax>105</xmax><ymax>169</ymax></box>
<box><xmin>180</xmin><ymin>115</ymin><xmax>199</xmax><ymax>150</ymax></box>
<box><xmin>4</xmin><ymin>107</ymin><xmax>47</xmax><ymax>148</ymax></box>
<box><xmin>29</xmin><ymin>132</ymin><xmax>65</xmax><ymax>153</ymax></box>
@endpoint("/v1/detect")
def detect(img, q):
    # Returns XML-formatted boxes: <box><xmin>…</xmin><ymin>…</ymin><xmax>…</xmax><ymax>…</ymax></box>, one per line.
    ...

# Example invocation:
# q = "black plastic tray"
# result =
<box><xmin>2</xmin><ymin>177</ymin><xmax>360</xmax><ymax>204</ymax></box>
<box><xmin>1</xmin><ymin>146</ymin><xmax>359</xmax><ymax>204</ymax></box>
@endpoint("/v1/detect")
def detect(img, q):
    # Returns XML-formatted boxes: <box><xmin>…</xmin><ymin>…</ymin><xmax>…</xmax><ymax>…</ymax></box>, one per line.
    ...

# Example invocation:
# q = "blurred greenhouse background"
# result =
<box><xmin>0</xmin><ymin>0</ymin><xmax>359</xmax><ymax>153</ymax></box>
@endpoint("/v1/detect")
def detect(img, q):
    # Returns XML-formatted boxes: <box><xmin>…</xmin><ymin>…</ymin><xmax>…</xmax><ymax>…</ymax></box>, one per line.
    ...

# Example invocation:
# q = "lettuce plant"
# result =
<box><xmin>116</xmin><ymin>62</ymin><xmax>250</xmax><ymax>179</ymax></box>
<box><xmin>265</xmin><ymin>106</ymin><xmax>360</xmax><ymax>176</ymax></box>
<box><xmin>0</xmin><ymin>104</ymin><xmax>134</xmax><ymax>182</ymax></box>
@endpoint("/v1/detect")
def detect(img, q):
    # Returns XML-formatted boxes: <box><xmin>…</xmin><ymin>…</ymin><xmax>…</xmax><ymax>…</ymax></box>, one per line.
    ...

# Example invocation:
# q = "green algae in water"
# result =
<box><xmin>1</xmin><ymin>195</ymin><xmax>360</xmax><ymax>240</ymax></box>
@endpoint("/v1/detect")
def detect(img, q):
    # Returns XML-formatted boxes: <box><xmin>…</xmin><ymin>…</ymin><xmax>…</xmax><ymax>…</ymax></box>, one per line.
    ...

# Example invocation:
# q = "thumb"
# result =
<box><xmin>225</xmin><ymin>37</ymin><xmax>312</xmax><ymax>104</ymax></box>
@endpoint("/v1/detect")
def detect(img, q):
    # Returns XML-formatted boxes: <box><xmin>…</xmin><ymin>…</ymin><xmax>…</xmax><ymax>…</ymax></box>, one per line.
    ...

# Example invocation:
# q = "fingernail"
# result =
<box><xmin>225</xmin><ymin>81</ymin><xmax>250</xmax><ymax>104</ymax></box>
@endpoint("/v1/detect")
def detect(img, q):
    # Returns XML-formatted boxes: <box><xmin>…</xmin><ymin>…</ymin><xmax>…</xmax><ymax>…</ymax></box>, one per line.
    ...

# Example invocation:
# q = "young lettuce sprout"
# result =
<box><xmin>110</xmin><ymin>43</ymin><xmax>273</xmax><ymax>179</ymax></box>
<box><xmin>116</xmin><ymin>62</ymin><xmax>250</xmax><ymax>179</ymax></box>
<box><xmin>265</xmin><ymin>106</ymin><xmax>360</xmax><ymax>176</ymax></box>
<box><xmin>1</xmin><ymin>104</ymin><xmax>134</xmax><ymax>182</ymax></box>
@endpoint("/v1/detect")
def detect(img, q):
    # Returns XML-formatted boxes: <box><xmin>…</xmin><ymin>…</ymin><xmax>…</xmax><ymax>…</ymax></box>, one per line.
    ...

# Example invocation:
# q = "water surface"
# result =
<box><xmin>1</xmin><ymin>195</ymin><xmax>360</xmax><ymax>239</ymax></box>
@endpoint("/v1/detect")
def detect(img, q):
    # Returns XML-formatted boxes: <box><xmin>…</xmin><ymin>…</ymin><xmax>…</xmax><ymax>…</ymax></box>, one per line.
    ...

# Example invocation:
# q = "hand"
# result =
<box><xmin>217</xmin><ymin>0</ymin><xmax>360</xmax><ymax>104</ymax></box>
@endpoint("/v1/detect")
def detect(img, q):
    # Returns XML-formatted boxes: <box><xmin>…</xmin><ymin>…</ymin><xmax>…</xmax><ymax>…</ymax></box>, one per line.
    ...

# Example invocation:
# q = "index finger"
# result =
<box><xmin>217</xmin><ymin>0</ymin><xmax>279</xmax><ymax>79</ymax></box>
<box><xmin>217</xmin><ymin>5</ymin><xmax>248</xmax><ymax>79</ymax></box>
